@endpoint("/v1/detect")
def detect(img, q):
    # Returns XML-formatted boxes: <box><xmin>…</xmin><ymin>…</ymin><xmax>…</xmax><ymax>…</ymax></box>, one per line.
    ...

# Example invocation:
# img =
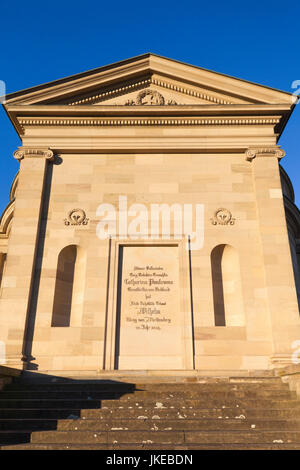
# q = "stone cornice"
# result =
<box><xmin>13</xmin><ymin>148</ymin><xmax>54</xmax><ymax>161</ymax></box>
<box><xmin>67</xmin><ymin>77</ymin><xmax>151</xmax><ymax>105</ymax></box>
<box><xmin>245</xmin><ymin>146</ymin><xmax>286</xmax><ymax>161</ymax></box>
<box><xmin>6</xmin><ymin>103</ymin><xmax>289</xmax><ymax>137</ymax></box>
<box><xmin>8</xmin><ymin>103</ymin><xmax>290</xmax><ymax>116</ymax></box>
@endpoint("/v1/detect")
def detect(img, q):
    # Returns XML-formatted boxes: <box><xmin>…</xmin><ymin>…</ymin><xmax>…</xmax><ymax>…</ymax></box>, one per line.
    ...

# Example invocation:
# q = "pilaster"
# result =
<box><xmin>0</xmin><ymin>148</ymin><xmax>54</xmax><ymax>369</ymax></box>
<box><xmin>246</xmin><ymin>146</ymin><xmax>300</xmax><ymax>367</ymax></box>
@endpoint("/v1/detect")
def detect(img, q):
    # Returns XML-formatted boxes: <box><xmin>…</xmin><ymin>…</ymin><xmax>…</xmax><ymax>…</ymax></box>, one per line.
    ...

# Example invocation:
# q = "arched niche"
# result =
<box><xmin>211</xmin><ymin>244</ymin><xmax>245</xmax><ymax>327</ymax></box>
<box><xmin>51</xmin><ymin>245</ymin><xmax>86</xmax><ymax>327</ymax></box>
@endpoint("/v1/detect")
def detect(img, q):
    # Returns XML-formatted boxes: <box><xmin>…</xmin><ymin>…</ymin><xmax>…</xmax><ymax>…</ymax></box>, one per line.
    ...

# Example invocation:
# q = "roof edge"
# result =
<box><xmin>2</xmin><ymin>53</ymin><xmax>296</xmax><ymax>104</ymax></box>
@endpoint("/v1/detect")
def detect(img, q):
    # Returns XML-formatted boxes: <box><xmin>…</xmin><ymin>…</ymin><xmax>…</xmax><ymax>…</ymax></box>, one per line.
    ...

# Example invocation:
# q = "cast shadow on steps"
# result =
<box><xmin>0</xmin><ymin>370</ymin><xmax>137</xmax><ymax>447</ymax></box>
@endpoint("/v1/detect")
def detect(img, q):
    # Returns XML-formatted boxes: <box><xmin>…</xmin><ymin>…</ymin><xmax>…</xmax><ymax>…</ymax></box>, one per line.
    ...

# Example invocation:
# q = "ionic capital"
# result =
<box><xmin>13</xmin><ymin>147</ymin><xmax>54</xmax><ymax>161</ymax></box>
<box><xmin>245</xmin><ymin>146</ymin><xmax>285</xmax><ymax>162</ymax></box>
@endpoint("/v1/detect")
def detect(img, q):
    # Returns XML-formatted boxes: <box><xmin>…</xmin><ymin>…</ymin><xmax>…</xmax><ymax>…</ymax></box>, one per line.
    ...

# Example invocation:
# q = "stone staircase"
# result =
<box><xmin>0</xmin><ymin>375</ymin><xmax>300</xmax><ymax>450</ymax></box>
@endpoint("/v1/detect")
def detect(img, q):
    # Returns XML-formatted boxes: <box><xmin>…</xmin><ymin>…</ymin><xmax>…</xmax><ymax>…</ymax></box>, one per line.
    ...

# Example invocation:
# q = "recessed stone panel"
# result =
<box><xmin>115</xmin><ymin>245</ymin><xmax>184</xmax><ymax>370</ymax></box>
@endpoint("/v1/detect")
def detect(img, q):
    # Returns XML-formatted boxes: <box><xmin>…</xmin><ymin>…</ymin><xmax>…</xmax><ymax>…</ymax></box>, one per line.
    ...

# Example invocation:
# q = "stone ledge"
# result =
<box><xmin>275</xmin><ymin>364</ymin><xmax>300</xmax><ymax>397</ymax></box>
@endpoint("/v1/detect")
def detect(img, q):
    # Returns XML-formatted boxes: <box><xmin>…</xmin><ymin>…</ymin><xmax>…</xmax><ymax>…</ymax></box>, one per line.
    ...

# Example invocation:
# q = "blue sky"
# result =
<box><xmin>0</xmin><ymin>0</ymin><xmax>299</xmax><ymax>214</ymax></box>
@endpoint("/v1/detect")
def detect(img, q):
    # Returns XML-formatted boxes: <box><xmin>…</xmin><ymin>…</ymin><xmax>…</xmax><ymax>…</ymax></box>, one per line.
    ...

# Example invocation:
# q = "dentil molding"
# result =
<box><xmin>67</xmin><ymin>76</ymin><xmax>235</xmax><ymax>106</ymax></box>
<box><xmin>19</xmin><ymin>117</ymin><xmax>280</xmax><ymax>128</ymax></box>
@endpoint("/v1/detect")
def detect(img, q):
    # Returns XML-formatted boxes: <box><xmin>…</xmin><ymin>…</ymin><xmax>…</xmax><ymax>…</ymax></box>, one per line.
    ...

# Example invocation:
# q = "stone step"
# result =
<box><xmin>2</xmin><ymin>417</ymin><xmax>300</xmax><ymax>432</ymax></box>
<box><xmin>0</xmin><ymin>397</ymin><xmax>298</xmax><ymax>409</ymax></box>
<box><xmin>55</xmin><ymin>417</ymin><xmax>300</xmax><ymax>431</ymax></box>
<box><xmin>0</xmin><ymin>389</ymin><xmax>293</xmax><ymax>400</ymax></box>
<box><xmin>5</xmin><ymin>380</ymin><xmax>286</xmax><ymax>392</ymax></box>
<box><xmin>2</xmin><ymin>442</ymin><xmax>300</xmax><ymax>450</ymax></box>
<box><xmin>0</xmin><ymin>431</ymin><xmax>30</xmax><ymax>445</ymax></box>
<box><xmin>0</xmin><ymin>374</ymin><xmax>298</xmax><ymax>450</ymax></box>
<box><xmin>81</xmin><ymin>407</ymin><xmax>300</xmax><ymax>420</ymax></box>
<box><xmin>0</xmin><ymin>408</ymin><xmax>83</xmax><ymax>419</ymax></box>
<box><xmin>1</xmin><ymin>406</ymin><xmax>299</xmax><ymax>420</ymax></box>
<box><xmin>97</xmin><ymin>398</ymin><xmax>300</xmax><ymax>408</ymax></box>
<box><xmin>0</xmin><ymin>419</ymin><xmax>58</xmax><ymax>431</ymax></box>
<box><xmin>0</xmin><ymin>399</ymin><xmax>101</xmax><ymax>409</ymax></box>
<box><xmin>24</xmin><ymin>429</ymin><xmax>300</xmax><ymax>444</ymax></box>
<box><xmin>2</xmin><ymin>429</ymin><xmax>300</xmax><ymax>446</ymax></box>
<box><xmin>0</xmin><ymin>377</ymin><xmax>12</xmax><ymax>390</ymax></box>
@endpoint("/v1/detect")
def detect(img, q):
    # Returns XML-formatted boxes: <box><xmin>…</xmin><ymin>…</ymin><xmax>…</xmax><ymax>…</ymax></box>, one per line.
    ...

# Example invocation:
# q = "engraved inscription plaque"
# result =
<box><xmin>115</xmin><ymin>245</ymin><xmax>183</xmax><ymax>370</ymax></box>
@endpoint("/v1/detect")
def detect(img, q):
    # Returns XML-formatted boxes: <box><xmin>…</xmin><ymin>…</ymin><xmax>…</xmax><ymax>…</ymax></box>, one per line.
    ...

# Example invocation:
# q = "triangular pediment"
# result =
<box><xmin>3</xmin><ymin>53</ymin><xmax>295</xmax><ymax>107</ymax></box>
<box><xmin>64</xmin><ymin>73</ymin><xmax>238</xmax><ymax>106</ymax></box>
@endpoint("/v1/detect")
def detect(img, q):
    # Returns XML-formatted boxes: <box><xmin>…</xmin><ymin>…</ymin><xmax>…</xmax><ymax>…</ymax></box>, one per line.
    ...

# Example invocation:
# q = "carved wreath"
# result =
<box><xmin>136</xmin><ymin>89</ymin><xmax>165</xmax><ymax>105</ymax></box>
<box><xmin>64</xmin><ymin>209</ymin><xmax>89</xmax><ymax>226</ymax></box>
<box><xmin>211</xmin><ymin>208</ymin><xmax>235</xmax><ymax>225</ymax></box>
<box><xmin>124</xmin><ymin>89</ymin><xmax>178</xmax><ymax>106</ymax></box>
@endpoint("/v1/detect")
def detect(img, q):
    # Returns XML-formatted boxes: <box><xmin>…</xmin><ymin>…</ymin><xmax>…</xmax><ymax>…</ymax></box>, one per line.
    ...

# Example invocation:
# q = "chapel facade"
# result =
<box><xmin>0</xmin><ymin>54</ymin><xmax>299</xmax><ymax>376</ymax></box>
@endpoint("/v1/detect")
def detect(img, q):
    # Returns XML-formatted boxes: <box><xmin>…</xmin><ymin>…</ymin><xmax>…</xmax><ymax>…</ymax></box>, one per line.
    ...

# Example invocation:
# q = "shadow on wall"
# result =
<box><xmin>211</xmin><ymin>244</ymin><xmax>245</xmax><ymax>327</ymax></box>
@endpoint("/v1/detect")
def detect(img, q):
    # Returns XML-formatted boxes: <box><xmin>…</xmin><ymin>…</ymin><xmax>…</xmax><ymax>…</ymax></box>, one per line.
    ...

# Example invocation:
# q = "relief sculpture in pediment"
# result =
<box><xmin>124</xmin><ymin>89</ymin><xmax>177</xmax><ymax>106</ymax></box>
